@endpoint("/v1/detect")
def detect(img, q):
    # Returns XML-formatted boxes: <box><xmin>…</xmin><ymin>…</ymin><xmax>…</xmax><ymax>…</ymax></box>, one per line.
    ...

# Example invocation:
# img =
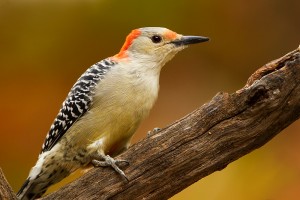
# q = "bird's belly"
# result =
<box><xmin>86</xmin><ymin>98</ymin><xmax>150</xmax><ymax>155</ymax></box>
<box><xmin>62</xmin><ymin>94</ymin><xmax>154</xmax><ymax>161</ymax></box>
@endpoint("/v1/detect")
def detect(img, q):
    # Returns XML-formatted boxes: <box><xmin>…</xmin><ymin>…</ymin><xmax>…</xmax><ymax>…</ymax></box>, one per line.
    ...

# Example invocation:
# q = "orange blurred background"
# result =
<box><xmin>0</xmin><ymin>0</ymin><xmax>299</xmax><ymax>199</ymax></box>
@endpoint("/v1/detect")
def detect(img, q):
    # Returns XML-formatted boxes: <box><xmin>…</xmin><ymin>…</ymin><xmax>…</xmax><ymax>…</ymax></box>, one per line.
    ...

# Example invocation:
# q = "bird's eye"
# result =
<box><xmin>151</xmin><ymin>35</ymin><xmax>162</xmax><ymax>43</ymax></box>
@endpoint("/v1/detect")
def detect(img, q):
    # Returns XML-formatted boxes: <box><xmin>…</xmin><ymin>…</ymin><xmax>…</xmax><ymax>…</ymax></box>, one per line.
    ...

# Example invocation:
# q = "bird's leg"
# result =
<box><xmin>92</xmin><ymin>153</ymin><xmax>129</xmax><ymax>181</ymax></box>
<box><xmin>147</xmin><ymin>127</ymin><xmax>161</xmax><ymax>137</ymax></box>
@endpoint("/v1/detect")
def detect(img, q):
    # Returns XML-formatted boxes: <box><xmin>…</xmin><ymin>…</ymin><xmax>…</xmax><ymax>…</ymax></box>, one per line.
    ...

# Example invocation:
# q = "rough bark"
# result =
<box><xmin>1</xmin><ymin>46</ymin><xmax>300</xmax><ymax>200</ymax></box>
<box><xmin>0</xmin><ymin>169</ymin><xmax>17</xmax><ymax>200</ymax></box>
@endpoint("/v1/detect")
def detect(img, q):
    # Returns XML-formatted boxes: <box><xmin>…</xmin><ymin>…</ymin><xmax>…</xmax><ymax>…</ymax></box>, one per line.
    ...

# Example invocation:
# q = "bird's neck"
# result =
<box><xmin>112</xmin><ymin>53</ymin><xmax>162</xmax><ymax>76</ymax></box>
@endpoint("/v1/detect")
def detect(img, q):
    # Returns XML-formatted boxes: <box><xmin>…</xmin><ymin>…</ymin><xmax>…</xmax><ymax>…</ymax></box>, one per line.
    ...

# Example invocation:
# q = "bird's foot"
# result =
<box><xmin>147</xmin><ymin>127</ymin><xmax>161</xmax><ymax>137</ymax></box>
<box><xmin>92</xmin><ymin>154</ymin><xmax>129</xmax><ymax>181</ymax></box>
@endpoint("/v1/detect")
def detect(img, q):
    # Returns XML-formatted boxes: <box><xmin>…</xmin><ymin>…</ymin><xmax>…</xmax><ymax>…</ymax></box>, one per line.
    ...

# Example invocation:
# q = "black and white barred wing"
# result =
<box><xmin>40</xmin><ymin>59</ymin><xmax>114</xmax><ymax>153</ymax></box>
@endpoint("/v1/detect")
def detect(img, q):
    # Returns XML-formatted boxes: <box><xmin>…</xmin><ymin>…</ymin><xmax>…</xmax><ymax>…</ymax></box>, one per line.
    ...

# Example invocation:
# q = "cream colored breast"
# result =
<box><xmin>88</xmin><ymin>63</ymin><xmax>159</xmax><ymax>139</ymax></box>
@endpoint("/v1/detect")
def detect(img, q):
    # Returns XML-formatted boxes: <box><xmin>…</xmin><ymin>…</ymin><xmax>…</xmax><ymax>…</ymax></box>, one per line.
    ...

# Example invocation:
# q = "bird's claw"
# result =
<box><xmin>147</xmin><ymin>127</ymin><xmax>161</xmax><ymax>137</ymax></box>
<box><xmin>92</xmin><ymin>155</ymin><xmax>129</xmax><ymax>181</ymax></box>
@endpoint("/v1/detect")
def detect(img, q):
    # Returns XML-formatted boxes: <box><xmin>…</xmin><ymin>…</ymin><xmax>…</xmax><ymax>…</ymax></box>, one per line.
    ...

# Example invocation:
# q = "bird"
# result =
<box><xmin>17</xmin><ymin>27</ymin><xmax>209</xmax><ymax>200</ymax></box>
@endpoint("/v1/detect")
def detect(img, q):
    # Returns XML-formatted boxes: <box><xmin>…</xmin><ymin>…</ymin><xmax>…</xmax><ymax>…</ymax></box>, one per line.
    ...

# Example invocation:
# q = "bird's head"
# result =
<box><xmin>113</xmin><ymin>27</ymin><xmax>209</xmax><ymax>67</ymax></box>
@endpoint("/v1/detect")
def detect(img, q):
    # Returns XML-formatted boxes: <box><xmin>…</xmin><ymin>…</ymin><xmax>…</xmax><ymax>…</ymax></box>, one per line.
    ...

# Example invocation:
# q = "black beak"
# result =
<box><xmin>171</xmin><ymin>36</ymin><xmax>209</xmax><ymax>46</ymax></box>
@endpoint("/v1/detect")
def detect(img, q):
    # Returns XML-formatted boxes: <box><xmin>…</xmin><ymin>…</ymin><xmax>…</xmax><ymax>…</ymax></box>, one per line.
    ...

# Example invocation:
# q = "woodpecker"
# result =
<box><xmin>17</xmin><ymin>27</ymin><xmax>209</xmax><ymax>200</ymax></box>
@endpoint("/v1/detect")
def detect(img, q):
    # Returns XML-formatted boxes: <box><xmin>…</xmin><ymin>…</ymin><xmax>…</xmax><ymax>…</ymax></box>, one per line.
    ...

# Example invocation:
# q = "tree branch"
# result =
<box><xmin>1</xmin><ymin>47</ymin><xmax>299</xmax><ymax>200</ymax></box>
<box><xmin>0</xmin><ymin>168</ymin><xmax>17</xmax><ymax>200</ymax></box>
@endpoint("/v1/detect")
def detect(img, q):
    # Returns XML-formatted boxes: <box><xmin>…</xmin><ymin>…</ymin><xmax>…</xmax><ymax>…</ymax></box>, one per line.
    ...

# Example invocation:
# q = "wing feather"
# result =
<box><xmin>40</xmin><ymin>59</ymin><xmax>115</xmax><ymax>153</ymax></box>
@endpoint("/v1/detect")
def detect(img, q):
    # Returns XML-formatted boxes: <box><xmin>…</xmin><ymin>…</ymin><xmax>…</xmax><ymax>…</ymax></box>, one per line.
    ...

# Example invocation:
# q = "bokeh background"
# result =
<box><xmin>0</xmin><ymin>0</ymin><xmax>299</xmax><ymax>199</ymax></box>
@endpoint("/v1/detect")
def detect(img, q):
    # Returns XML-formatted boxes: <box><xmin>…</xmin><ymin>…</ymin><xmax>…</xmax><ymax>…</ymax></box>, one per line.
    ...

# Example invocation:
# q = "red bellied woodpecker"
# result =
<box><xmin>17</xmin><ymin>27</ymin><xmax>209</xmax><ymax>200</ymax></box>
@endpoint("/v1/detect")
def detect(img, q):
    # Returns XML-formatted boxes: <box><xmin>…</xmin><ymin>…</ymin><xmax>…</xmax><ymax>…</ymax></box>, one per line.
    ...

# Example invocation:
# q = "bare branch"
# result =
<box><xmin>0</xmin><ymin>168</ymin><xmax>17</xmax><ymax>200</ymax></box>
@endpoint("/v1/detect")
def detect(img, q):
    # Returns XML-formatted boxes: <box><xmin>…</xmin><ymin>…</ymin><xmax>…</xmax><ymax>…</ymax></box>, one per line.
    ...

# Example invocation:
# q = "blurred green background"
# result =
<box><xmin>0</xmin><ymin>0</ymin><xmax>299</xmax><ymax>199</ymax></box>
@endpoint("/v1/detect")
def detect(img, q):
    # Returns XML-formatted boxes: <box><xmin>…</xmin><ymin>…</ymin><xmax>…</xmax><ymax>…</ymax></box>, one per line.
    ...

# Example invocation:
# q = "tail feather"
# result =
<box><xmin>17</xmin><ymin>168</ymin><xmax>70</xmax><ymax>200</ymax></box>
<box><xmin>17</xmin><ymin>179</ymin><xmax>30</xmax><ymax>197</ymax></box>
<box><xmin>17</xmin><ymin>178</ymin><xmax>47</xmax><ymax>200</ymax></box>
